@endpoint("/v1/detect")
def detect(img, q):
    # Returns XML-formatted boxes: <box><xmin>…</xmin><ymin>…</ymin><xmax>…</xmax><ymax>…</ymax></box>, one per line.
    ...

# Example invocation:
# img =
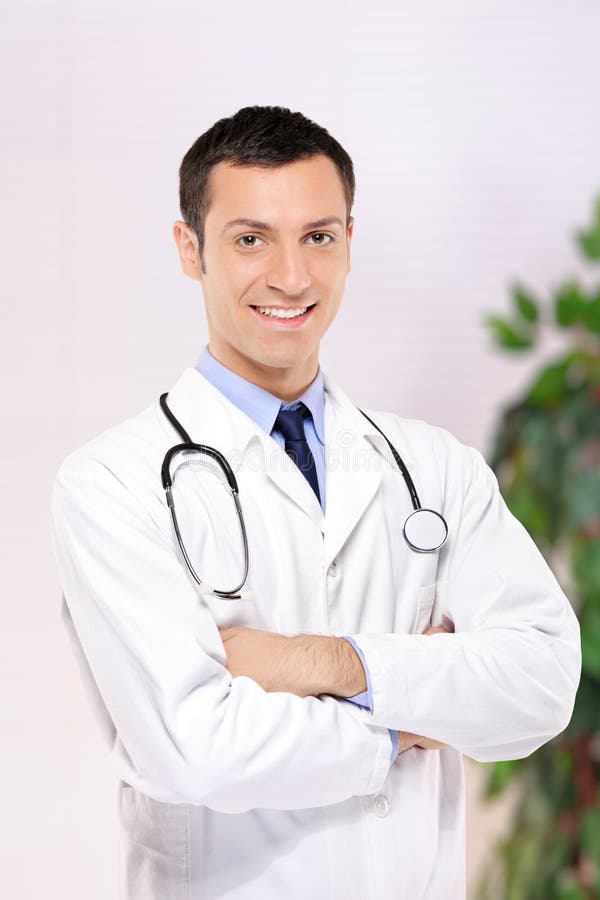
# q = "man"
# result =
<box><xmin>51</xmin><ymin>105</ymin><xmax>581</xmax><ymax>900</ymax></box>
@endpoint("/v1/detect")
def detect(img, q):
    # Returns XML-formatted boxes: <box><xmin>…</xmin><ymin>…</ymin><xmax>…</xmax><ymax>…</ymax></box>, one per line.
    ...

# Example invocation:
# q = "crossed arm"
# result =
<box><xmin>219</xmin><ymin>625</ymin><xmax>448</xmax><ymax>752</ymax></box>
<box><xmin>52</xmin><ymin>442</ymin><xmax>580</xmax><ymax>809</ymax></box>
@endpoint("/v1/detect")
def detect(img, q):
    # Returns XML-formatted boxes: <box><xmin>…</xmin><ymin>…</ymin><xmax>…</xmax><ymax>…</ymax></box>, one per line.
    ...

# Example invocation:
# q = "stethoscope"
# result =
<box><xmin>159</xmin><ymin>393</ymin><xmax>448</xmax><ymax>601</ymax></box>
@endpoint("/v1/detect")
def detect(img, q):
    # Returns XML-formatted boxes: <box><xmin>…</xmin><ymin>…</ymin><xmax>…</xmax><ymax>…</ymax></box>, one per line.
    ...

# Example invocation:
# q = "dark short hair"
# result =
<box><xmin>179</xmin><ymin>105</ymin><xmax>355</xmax><ymax>271</ymax></box>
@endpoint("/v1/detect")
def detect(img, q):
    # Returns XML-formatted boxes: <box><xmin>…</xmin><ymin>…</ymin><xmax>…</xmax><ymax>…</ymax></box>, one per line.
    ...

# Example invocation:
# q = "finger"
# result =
<box><xmin>398</xmin><ymin>731</ymin><xmax>422</xmax><ymax>752</ymax></box>
<box><xmin>415</xmin><ymin>738</ymin><xmax>447</xmax><ymax>750</ymax></box>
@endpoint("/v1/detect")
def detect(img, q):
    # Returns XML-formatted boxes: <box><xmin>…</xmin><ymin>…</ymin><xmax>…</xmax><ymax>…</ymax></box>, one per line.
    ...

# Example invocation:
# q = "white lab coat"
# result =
<box><xmin>51</xmin><ymin>366</ymin><xmax>581</xmax><ymax>900</ymax></box>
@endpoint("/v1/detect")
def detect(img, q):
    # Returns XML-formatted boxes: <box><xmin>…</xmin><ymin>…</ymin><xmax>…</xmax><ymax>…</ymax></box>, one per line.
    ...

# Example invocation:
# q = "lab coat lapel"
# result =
<box><xmin>164</xmin><ymin>367</ymin><xmax>259</xmax><ymax>453</ymax></box>
<box><xmin>258</xmin><ymin>437</ymin><xmax>325</xmax><ymax>527</ymax></box>
<box><xmin>321</xmin><ymin>373</ymin><xmax>393</xmax><ymax>570</ymax></box>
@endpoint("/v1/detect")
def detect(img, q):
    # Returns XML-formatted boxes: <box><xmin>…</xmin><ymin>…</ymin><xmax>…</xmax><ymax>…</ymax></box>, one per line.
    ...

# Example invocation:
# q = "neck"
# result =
<box><xmin>207</xmin><ymin>342</ymin><xmax>319</xmax><ymax>402</ymax></box>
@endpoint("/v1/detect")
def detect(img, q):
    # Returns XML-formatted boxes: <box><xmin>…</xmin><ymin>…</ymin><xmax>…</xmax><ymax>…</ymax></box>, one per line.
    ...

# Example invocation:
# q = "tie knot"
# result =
<box><xmin>274</xmin><ymin>402</ymin><xmax>310</xmax><ymax>443</ymax></box>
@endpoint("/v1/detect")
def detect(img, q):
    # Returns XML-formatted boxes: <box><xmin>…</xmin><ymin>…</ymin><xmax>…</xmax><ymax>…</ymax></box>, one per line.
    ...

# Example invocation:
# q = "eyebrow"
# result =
<box><xmin>221</xmin><ymin>216</ymin><xmax>345</xmax><ymax>235</ymax></box>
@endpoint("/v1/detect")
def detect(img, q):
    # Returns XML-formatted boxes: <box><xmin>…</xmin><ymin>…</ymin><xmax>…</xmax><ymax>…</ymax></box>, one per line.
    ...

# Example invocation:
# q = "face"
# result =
<box><xmin>173</xmin><ymin>154</ymin><xmax>353</xmax><ymax>399</ymax></box>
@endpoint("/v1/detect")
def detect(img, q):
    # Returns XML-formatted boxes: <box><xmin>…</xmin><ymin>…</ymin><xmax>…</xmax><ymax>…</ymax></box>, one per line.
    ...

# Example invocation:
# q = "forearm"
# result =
<box><xmin>219</xmin><ymin>627</ymin><xmax>366</xmax><ymax>698</ymax></box>
<box><xmin>290</xmin><ymin>634</ymin><xmax>367</xmax><ymax>699</ymax></box>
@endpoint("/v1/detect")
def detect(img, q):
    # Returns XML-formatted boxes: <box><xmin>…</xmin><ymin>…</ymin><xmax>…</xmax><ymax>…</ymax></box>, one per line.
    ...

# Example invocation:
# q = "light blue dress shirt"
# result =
<box><xmin>197</xmin><ymin>346</ymin><xmax>399</xmax><ymax>766</ymax></box>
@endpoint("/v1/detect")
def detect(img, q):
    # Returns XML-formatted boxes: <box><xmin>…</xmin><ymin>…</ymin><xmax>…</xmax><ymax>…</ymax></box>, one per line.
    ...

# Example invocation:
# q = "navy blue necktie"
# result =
<box><xmin>274</xmin><ymin>402</ymin><xmax>321</xmax><ymax>504</ymax></box>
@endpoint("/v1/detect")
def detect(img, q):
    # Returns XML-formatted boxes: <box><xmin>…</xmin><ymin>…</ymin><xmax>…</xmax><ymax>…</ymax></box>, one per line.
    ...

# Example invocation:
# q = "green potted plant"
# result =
<box><xmin>476</xmin><ymin>197</ymin><xmax>600</xmax><ymax>899</ymax></box>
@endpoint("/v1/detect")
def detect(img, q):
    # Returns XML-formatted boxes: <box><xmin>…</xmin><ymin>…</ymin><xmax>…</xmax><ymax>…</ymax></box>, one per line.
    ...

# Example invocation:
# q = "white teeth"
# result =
<box><xmin>255</xmin><ymin>306</ymin><xmax>308</xmax><ymax>319</ymax></box>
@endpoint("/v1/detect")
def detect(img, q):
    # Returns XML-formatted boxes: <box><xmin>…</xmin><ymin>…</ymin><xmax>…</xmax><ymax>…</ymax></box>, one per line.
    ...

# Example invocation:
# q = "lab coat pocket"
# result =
<box><xmin>412</xmin><ymin>583</ymin><xmax>437</xmax><ymax>634</ymax></box>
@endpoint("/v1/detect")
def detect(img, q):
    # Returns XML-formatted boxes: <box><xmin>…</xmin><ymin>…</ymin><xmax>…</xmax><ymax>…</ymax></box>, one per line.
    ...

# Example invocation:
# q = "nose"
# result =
<box><xmin>265</xmin><ymin>241</ymin><xmax>312</xmax><ymax>297</ymax></box>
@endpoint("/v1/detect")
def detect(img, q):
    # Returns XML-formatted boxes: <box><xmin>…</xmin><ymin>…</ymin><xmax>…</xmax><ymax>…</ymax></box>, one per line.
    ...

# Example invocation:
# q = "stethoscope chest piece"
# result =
<box><xmin>403</xmin><ymin>508</ymin><xmax>448</xmax><ymax>553</ymax></box>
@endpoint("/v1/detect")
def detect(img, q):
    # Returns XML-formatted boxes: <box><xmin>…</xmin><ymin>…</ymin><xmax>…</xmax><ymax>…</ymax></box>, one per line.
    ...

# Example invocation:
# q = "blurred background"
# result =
<box><xmin>1</xmin><ymin>1</ymin><xmax>599</xmax><ymax>896</ymax></box>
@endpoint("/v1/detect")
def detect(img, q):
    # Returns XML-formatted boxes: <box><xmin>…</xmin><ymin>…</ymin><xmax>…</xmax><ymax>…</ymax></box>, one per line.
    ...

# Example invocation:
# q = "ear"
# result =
<box><xmin>346</xmin><ymin>216</ymin><xmax>354</xmax><ymax>275</ymax></box>
<box><xmin>173</xmin><ymin>221</ymin><xmax>203</xmax><ymax>282</ymax></box>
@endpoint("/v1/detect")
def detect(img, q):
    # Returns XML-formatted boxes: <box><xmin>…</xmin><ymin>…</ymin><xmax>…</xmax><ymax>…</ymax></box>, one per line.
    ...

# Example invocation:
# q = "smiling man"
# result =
<box><xmin>174</xmin><ymin>145</ymin><xmax>351</xmax><ymax>402</ymax></box>
<box><xmin>51</xmin><ymin>106</ymin><xmax>581</xmax><ymax>900</ymax></box>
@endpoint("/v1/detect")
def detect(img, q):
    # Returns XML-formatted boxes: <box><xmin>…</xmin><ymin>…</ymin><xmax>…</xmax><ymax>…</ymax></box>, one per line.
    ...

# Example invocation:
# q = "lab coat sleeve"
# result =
<box><xmin>51</xmin><ymin>455</ymin><xmax>393</xmax><ymax>813</ymax></box>
<box><xmin>346</xmin><ymin>443</ymin><xmax>582</xmax><ymax>763</ymax></box>
<box><xmin>343</xmin><ymin>638</ymin><xmax>400</xmax><ymax>764</ymax></box>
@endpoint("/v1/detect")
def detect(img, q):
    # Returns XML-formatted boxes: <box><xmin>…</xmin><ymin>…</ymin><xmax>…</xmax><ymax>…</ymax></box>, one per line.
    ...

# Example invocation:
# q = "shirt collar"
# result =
<box><xmin>196</xmin><ymin>345</ymin><xmax>326</xmax><ymax>444</ymax></box>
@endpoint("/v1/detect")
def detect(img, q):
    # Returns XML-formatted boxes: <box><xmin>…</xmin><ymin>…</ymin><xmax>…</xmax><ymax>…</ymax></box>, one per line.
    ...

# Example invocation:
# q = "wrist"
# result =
<box><xmin>320</xmin><ymin>635</ymin><xmax>367</xmax><ymax>697</ymax></box>
<box><xmin>292</xmin><ymin>634</ymin><xmax>366</xmax><ymax>698</ymax></box>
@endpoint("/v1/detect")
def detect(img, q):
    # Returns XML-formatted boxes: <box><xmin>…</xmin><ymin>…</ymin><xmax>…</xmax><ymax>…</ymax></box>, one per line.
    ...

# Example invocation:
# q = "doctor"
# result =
<box><xmin>51</xmin><ymin>105</ymin><xmax>581</xmax><ymax>900</ymax></box>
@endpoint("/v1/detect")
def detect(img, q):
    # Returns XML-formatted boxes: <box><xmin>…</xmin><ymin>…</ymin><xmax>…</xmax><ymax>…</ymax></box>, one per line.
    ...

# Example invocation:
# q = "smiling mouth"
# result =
<box><xmin>249</xmin><ymin>303</ymin><xmax>317</xmax><ymax>320</ymax></box>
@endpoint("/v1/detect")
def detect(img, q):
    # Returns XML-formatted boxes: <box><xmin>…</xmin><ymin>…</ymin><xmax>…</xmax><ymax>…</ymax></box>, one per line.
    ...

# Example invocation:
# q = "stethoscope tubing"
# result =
<box><xmin>160</xmin><ymin>394</ymin><xmax>249</xmax><ymax>599</ymax></box>
<box><xmin>357</xmin><ymin>408</ymin><xmax>421</xmax><ymax>509</ymax></box>
<box><xmin>159</xmin><ymin>392</ymin><xmax>448</xmax><ymax>598</ymax></box>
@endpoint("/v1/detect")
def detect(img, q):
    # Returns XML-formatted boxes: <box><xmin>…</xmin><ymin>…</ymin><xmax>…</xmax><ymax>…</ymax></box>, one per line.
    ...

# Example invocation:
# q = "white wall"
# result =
<box><xmin>2</xmin><ymin>1</ymin><xmax>598</xmax><ymax>896</ymax></box>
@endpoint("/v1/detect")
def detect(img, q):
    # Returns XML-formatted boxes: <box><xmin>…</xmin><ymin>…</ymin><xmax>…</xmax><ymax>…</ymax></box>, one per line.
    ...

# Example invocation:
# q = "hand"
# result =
<box><xmin>397</xmin><ymin>624</ymin><xmax>451</xmax><ymax>753</ymax></box>
<box><xmin>398</xmin><ymin>732</ymin><xmax>448</xmax><ymax>752</ymax></box>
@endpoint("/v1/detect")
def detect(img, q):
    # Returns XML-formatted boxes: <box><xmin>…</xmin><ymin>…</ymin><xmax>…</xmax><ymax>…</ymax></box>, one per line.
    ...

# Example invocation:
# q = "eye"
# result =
<box><xmin>237</xmin><ymin>234</ymin><xmax>265</xmax><ymax>248</ymax></box>
<box><xmin>308</xmin><ymin>232</ymin><xmax>334</xmax><ymax>245</ymax></box>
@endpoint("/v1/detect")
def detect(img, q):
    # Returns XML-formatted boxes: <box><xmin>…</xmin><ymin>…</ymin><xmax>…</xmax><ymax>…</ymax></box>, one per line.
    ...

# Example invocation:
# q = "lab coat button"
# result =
<box><xmin>327</xmin><ymin>561</ymin><xmax>337</xmax><ymax>577</ymax></box>
<box><xmin>373</xmin><ymin>794</ymin><xmax>390</xmax><ymax>817</ymax></box>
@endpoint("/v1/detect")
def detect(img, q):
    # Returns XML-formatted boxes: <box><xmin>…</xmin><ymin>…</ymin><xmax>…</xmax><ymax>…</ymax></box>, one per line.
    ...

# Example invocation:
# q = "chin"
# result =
<box><xmin>258</xmin><ymin>354</ymin><xmax>306</xmax><ymax>369</ymax></box>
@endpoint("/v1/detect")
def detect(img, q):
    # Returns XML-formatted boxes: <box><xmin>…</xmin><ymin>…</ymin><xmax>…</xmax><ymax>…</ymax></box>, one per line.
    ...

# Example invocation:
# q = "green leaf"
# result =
<box><xmin>555</xmin><ymin>870</ymin><xmax>589</xmax><ymax>900</ymax></box>
<box><xmin>504</xmin><ymin>483</ymin><xmax>553</xmax><ymax>541</ymax></box>
<box><xmin>580</xmin><ymin>294</ymin><xmax>600</xmax><ymax>334</ymax></box>
<box><xmin>564</xmin><ymin>469</ymin><xmax>600</xmax><ymax>531</ymax></box>
<box><xmin>576</xmin><ymin>195</ymin><xmax>600</xmax><ymax>261</ymax></box>
<box><xmin>484</xmin><ymin>314</ymin><xmax>534</xmax><ymax>350</ymax></box>
<box><xmin>580</xmin><ymin>605</ymin><xmax>600</xmax><ymax>680</ymax></box>
<box><xmin>580</xmin><ymin>805</ymin><xmax>600</xmax><ymax>859</ymax></box>
<box><xmin>512</xmin><ymin>283</ymin><xmax>540</xmax><ymax>322</ymax></box>
<box><xmin>554</xmin><ymin>281</ymin><xmax>586</xmax><ymax>327</ymax></box>
<box><xmin>484</xmin><ymin>758</ymin><xmax>522</xmax><ymax>797</ymax></box>
<box><xmin>527</xmin><ymin>360</ymin><xmax>571</xmax><ymax>407</ymax></box>
<box><xmin>572</xmin><ymin>538</ymin><xmax>600</xmax><ymax>604</ymax></box>
<box><xmin>577</xmin><ymin>231</ymin><xmax>600</xmax><ymax>261</ymax></box>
